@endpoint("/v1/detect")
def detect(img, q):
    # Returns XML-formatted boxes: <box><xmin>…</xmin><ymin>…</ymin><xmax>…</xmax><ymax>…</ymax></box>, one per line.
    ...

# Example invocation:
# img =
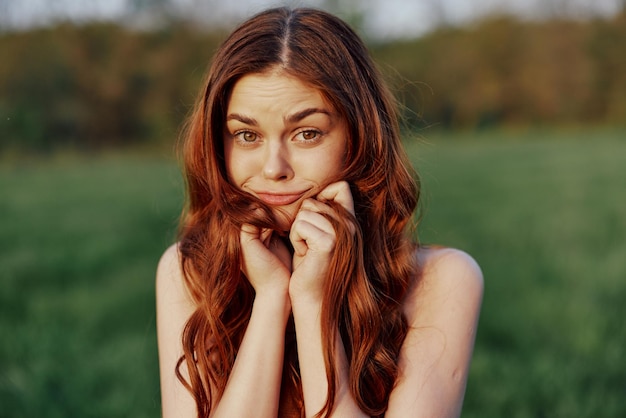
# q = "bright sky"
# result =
<box><xmin>2</xmin><ymin>0</ymin><xmax>623</xmax><ymax>38</ymax></box>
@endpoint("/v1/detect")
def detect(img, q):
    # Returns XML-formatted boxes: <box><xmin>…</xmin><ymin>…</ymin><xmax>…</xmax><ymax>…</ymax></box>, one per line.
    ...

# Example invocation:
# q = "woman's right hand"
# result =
<box><xmin>288</xmin><ymin>181</ymin><xmax>356</xmax><ymax>304</ymax></box>
<box><xmin>239</xmin><ymin>224</ymin><xmax>292</xmax><ymax>296</ymax></box>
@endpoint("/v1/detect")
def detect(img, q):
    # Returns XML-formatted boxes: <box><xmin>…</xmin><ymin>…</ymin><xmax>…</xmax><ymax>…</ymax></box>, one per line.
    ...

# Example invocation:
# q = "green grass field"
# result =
<box><xmin>1</xmin><ymin>129</ymin><xmax>625</xmax><ymax>417</ymax></box>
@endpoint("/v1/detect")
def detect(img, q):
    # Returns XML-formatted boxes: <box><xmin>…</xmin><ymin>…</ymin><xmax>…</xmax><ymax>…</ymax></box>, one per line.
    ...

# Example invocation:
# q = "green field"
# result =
<box><xmin>1</xmin><ymin>130</ymin><xmax>625</xmax><ymax>417</ymax></box>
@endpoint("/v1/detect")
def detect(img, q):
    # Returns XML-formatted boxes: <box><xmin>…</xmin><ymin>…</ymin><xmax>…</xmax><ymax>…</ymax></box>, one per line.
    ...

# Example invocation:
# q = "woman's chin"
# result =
<box><xmin>271</xmin><ymin>206</ymin><xmax>297</xmax><ymax>233</ymax></box>
<box><xmin>273</xmin><ymin>212</ymin><xmax>294</xmax><ymax>233</ymax></box>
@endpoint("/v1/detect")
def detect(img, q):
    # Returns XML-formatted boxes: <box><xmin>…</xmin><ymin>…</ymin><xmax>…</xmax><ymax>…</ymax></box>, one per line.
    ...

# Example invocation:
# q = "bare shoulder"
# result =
<box><xmin>418</xmin><ymin>246</ymin><xmax>483</xmax><ymax>289</ymax></box>
<box><xmin>387</xmin><ymin>247</ymin><xmax>483</xmax><ymax>417</ymax></box>
<box><xmin>156</xmin><ymin>243</ymin><xmax>194</xmax><ymax>303</ymax></box>
<box><xmin>156</xmin><ymin>243</ymin><xmax>198</xmax><ymax>417</ymax></box>
<box><xmin>157</xmin><ymin>243</ymin><xmax>183</xmax><ymax>285</ymax></box>
<box><xmin>156</xmin><ymin>241</ymin><xmax>196</xmax><ymax>323</ymax></box>
<box><xmin>403</xmin><ymin>246</ymin><xmax>483</xmax><ymax>321</ymax></box>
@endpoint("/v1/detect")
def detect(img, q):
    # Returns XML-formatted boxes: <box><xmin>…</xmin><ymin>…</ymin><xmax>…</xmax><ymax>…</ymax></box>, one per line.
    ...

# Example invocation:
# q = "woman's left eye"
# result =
<box><xmin>296</xmin><ymin>130</ymin><xmax>322</xmax><ymax>142</ymax></box>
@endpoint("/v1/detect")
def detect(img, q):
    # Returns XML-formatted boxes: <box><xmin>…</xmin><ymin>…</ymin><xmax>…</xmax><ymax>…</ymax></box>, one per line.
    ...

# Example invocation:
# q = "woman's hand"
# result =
<box><xmin>288</xmin><ymin>181</ymin><xmax>355</xmax><ymax>303</ymax></box>
<box><xmin>240</xmin><ymin>224</ymin><xmax>292</xmax><ymax>296</ymax></box>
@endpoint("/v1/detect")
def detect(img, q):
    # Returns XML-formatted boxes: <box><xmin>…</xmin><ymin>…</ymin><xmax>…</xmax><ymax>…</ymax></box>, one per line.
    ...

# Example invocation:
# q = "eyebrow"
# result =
<box><xmin>225</xmin><ymin>108</ymin><xmax>332</xmax><ymax>126</ymax></box>
<box><xmin>226</xmin><ymin>113</ymin><xmax>258</xmax><ymax>126</ymax></box>
<box><xmin>285</xmin><ymin>108</ymin><xmax>331</xmax><ymax>124</ymax></box>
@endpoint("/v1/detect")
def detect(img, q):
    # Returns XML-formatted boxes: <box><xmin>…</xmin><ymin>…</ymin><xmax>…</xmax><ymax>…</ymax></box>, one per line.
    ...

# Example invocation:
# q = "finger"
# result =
<box><xmin>299</xmin><ymin>198</ymin><xmax>349</xmax><ymax>233</ymax></box>
<box><xmin>260</xmin><ymin>228</ymin><xmax>273</xmax><ymax>246</ymax></box>
<box><xmin>241</xmin><ymin>223</ymin><xmax>273</xmax><ymax>246</ymax></box>
<box><xmin>269</xmin><ymin>234</ymin><xmax>292</xmax><ymax>269</ymax></box>
<box><xmin>316</xmin><ymin>181</ymin><xmax>354</xmax><ymax>215</ymax></box>
<box><xmin>241</xmin><ymin>223</ymin><xmax>260</xmax><ymax>241</ymax></box>
<box><xmin>240</xmin><ymin>225</ymin><xmax>291</xmax><ymax>277</ymax></box>
<box><xmin>311</xmin><ymin>183</ymin><xmax>357</xmax><ymax>237</ymax></box>
<box><xmin>289</xmin><ymin>204</ymin><xmax>334</xmax><ymax>256</ymax></box>
<box><xmin>294</xmin><ymin>204</ymin><xmax>335</xmax><ymax>235</ymax></box>
<box><xmin>289</xmin><ymin>217</ymin><xmax>335</xmax><ymax>257</ymax></box>
<box><xmin>289</xmin><ymin>221</ymin><xmax>309</xmax><ymax>257</ymax></box>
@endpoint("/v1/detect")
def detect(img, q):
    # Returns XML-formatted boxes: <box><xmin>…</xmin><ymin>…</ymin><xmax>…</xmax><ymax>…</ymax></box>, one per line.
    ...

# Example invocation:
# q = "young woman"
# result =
<box><xmin>156</xmin><ymin>7</ymin><xmax>483</xmax><ymax>418</ymax></box>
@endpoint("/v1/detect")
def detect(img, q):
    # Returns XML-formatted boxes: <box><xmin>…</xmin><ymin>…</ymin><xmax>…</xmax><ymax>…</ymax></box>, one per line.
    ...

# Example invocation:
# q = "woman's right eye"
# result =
<box><xmin>235</xmin><ymin>131</ymin><xmax>258</xmax><ymax>143</ymax></box>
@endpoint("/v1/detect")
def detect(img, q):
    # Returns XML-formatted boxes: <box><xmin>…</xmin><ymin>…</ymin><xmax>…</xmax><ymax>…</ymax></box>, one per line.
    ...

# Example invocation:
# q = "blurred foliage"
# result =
<box><xmin>0</xmin><ymin>23</ymin><xmax>225</xmax><ymax>152</ymax></box>
<box><xmin>373</xmin><ymin>12</ymin><xmax>626</xmax><ymax>130</ymax></box>
<box><xmin>1</xmin><ymin>10</ymin><xmax>625</xmax><ymax>152</ymax></box>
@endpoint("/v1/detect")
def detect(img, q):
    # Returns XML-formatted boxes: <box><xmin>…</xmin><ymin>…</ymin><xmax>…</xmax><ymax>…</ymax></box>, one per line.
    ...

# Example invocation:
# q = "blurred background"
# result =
<box><xmin>1</xmin><ymin>0</ymin><xmax>625</xmax><ymax>417</ymax></box>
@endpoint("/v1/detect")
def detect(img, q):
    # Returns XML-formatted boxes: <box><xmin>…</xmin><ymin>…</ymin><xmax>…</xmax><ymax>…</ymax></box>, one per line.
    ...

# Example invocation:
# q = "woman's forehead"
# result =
<box><xmin>227</xmin><ymin>72</ymin><xmax>334</xmax><ymax>115</ymax></box>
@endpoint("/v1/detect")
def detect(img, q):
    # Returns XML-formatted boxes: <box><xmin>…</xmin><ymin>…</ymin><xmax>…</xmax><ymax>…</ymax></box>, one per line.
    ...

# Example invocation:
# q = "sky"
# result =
<box><xmin>1</xmin><ymin>0</ymin><xmax>624</xmax><ymax>39</ymax></box>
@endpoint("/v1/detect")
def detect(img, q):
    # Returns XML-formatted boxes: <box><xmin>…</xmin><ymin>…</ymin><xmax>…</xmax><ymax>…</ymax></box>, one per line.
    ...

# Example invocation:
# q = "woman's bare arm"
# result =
<box><xmin>386</xmin><ymin>247</ymin><xmax>484</xmax><ymax>418</ymax></box>
<box><xmin>156</xmin><ymin>241</ymin><xmax>291</xmax><ymax>418</ymax></box>
<box><xmin>156</xmin><ymin>244</ymin><xmax>198</xmax><ymax>418</ymax></box>
<box><xmin>211</xmin><ymin>288</ymin><xmax>290</xmax><ymax>417</ymax></box>
<box><xmin>291</xmin><ymin>295</ymin><xmax>368</xmax><ymax>418</ymax></box>
<box><xmin>289</xmin><ymin>182</ymin><xmax>368</xmax><ymax>417</ymax></box>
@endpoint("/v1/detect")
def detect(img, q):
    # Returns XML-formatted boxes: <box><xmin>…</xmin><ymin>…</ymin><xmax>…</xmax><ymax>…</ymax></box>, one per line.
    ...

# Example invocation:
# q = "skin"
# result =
<box><xmin>225</xmin><ymin>71</ymin><xmax>361</xmax><ymax>415</ymax></box>
<box><xmin>157</xmin><ymin>70</ymin><xmax>484</xmax><ymax>418</ymax></box>
<box><xmin>223</xmin><ymin>71</ymin><xmax>348</xmax><ymax>232</ymax></box>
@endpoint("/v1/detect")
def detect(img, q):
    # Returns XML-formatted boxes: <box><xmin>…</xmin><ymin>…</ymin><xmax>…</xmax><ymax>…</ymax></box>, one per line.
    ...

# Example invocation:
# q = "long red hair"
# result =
<box><xmin>176</xmin><ymin>7</ymin><xmax>420</xmax><ymax>417</ymax></box>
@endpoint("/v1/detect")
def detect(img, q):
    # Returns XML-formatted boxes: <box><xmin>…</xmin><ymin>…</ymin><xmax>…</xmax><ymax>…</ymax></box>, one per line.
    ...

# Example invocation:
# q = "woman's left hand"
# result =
<box><xmin>288</xmin><ymin>181</ymin><xmax>355</xmax><ymax>303</ymax></box>
<box><xmin>240</xmin><ymin>224</ymin><xmax>293</xmax><ymax>296</ymax></box>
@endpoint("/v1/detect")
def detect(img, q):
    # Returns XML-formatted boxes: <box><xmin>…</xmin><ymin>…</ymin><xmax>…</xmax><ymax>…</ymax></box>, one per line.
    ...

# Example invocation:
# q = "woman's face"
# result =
<box><xmin>224</xmin><ymin>71</ymin><xmax>348</xmax><ymax>231</ymax></box>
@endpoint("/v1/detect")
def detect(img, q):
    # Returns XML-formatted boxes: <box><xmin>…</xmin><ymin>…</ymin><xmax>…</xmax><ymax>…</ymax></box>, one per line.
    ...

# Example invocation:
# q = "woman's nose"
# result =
<box><xmin>262</xmin><ymin>142</ymin><xmax>294</xmax><ymax>181</ymax></box>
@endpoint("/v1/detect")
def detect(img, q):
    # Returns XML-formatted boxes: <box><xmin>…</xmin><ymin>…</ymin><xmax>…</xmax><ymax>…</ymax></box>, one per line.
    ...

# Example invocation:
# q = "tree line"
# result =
<box><xmin>1</xmin><ymin>10</ymin><xmax>624</xmax><ymax>152</ymax></box>
<box><xmin>372</xmin><ymin>13</ymin><xmax>626</xmax><ymax>130</ymax></box>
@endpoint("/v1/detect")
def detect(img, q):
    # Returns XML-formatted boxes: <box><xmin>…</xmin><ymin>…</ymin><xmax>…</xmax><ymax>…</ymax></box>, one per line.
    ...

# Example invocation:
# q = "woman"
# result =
<box><xmin>156</xmin><ymin>7</ymin><xmax>483</xmax><ymax>418</ymax></box>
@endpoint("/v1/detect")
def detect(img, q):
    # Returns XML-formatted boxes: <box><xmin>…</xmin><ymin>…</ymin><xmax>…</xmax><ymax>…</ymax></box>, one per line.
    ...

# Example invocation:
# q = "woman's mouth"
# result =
<box><xmin>255</xmin><ymin>192</ymin><xmax>305</xmax><ymax>206</ymax></box>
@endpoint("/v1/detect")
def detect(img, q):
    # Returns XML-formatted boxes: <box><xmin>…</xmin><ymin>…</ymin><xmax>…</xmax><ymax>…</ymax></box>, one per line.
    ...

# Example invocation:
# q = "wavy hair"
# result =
<box><xmin>176</xmin><ymin>7</ymin><xmax>420</xmax><ymax>418</ymax></box>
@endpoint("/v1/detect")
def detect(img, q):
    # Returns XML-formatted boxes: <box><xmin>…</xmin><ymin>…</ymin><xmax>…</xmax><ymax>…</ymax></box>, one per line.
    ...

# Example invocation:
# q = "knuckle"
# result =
<box><xmin>317</xmin><ymin>233</ymin><xmax>336</xmax><ymax>252</ymax></box>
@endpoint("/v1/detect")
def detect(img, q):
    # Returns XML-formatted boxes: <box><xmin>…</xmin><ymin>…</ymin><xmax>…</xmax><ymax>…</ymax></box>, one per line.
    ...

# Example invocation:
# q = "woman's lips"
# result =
<box><xmin>256</xmin><ymin>192</ymin><xmax>305</xmax><ymax>206</ymax></box>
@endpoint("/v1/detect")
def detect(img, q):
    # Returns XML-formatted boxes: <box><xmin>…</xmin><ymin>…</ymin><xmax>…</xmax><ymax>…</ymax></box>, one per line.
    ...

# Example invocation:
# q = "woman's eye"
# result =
<box><xmin>235</xmin><ymin>131</ymin><xmax>258</xmax><ymax>143</ymax></box>
<box><xmin>297</xmin><ymin>130</ymin><xmax>321</xmax><ymax>142</ymax></box>
<box><xmin>243</xmin><ymin>131</ymin><xmax>257</xmax><ymax>142</ymax></box>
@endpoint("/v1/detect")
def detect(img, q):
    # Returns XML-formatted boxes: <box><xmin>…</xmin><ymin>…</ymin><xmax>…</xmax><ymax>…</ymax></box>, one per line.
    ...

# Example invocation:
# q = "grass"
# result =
<box><xmin>1</xmin><ymin>129</ymin><xmax>625</xmax><ymax>417</ymax></box>
<box><xmin>0</xmin><ymin>152</ymin><xmax>182</xmax><ymax>417</ymax></box>
<box><xmin>410</xmin><ymin>128</ymin><xmax>626</xmax><ymax>418</ymax></box>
